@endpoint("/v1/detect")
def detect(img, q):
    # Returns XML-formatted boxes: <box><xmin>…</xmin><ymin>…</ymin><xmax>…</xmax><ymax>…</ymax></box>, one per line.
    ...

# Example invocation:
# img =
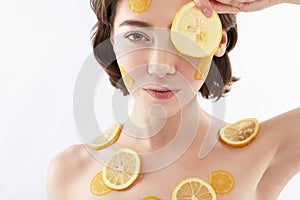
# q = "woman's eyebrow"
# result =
<box><xmin>119</xmin><ymin>20</ymin><xmax>152</xmax><ymax>28</ymax></box>
<box><xmin>119</xmin><ymin>20</ymin><xmax>172</xmax><ymax>29</ymax></box>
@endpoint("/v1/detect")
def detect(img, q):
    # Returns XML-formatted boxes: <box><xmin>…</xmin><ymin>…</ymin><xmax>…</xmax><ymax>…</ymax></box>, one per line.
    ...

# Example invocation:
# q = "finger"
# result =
<box><xmin>232</xmin><ymin>0</ymin><xmax>254</xmax><ymax>9</ymax></box>
<box><xmin>194</xmin><ymin>0</ymin><xmax>214</xmax><ymax>17</ymax></box>
<box><xmin>213</xmin><ymin>0</ymin><xmax>251</xmax><ymax>8</ymax></box>
<box><xmin>210</xmin><ymin>0</ymin><xmax>242</xmax><ymax>13</ymax></box>
<box><xmin>232</xmin><ymin>0</ymin><xmax>256</xmax><ymax>3</ymax></box>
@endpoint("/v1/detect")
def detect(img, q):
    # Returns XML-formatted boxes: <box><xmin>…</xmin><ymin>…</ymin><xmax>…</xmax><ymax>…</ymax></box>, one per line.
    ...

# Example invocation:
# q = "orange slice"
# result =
<box><xmin>142</xmin><ymin>196</ymin><xmax>162</xmax><ymax>200</ymax></box>
<box><xmin>102</xmin><ymin>148</ymin><xmax>141</xmax><ymax>190</ymax></box>
<box><xmin>172</xmin><ymin>177</ymin><xmax>217</xmax><ymax>200</ymax></box>
<box><xmin>219</xmin><ymin>118</ymin><xmax>260</xmax><ymax>147</ymax></box>
<box><xmin>171</xmin><ymin>2</ymin><xmax>222</xmax><ymax>58</ymax></box>
<box><xmin>128</xmin><ymin>0</ymin><xmax>152</xmax><ymax>13</ymax></box>
<box><xmin>90</xmin><ymin>171</ymin><xmax>112</xmax><ymax>196</ymax></box>
<box><xmin>88</xmin><ymin>123</ymin><xmax>122</xmax><ymax>150</ymax></box>
<box><xmin>209</xmin><ymin>170</ymin><xmax>235</xmax><ymax>194</ymax></box>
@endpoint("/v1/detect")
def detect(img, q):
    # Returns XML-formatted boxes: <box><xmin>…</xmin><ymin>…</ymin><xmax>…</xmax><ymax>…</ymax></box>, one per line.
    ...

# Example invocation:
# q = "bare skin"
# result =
<box><xmin>47</xmin><ymin>0</ymin><xmax>300</xmax><ymax>199</ymax></box>
<box><xmin>194</xmin><ymin>0</ymin><xmax>300</xmax><ymax>17</ymax></box>
<box><xmin>47</xmin><ymin>106</ymin><xmax>300</xmax><ymax>200</ymax></box>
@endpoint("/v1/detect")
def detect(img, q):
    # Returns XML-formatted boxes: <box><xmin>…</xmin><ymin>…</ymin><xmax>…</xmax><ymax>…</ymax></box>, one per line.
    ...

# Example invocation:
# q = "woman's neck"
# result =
<box><xmin>119</xmin><ymin>96</ymin><xmax>206</xmax><ymax>152</ymax></box>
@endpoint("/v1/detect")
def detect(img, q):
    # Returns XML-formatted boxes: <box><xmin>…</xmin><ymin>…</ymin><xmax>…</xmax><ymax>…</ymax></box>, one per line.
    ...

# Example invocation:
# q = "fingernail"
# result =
<box><xmin>202</xmin><ymin>8</ymin><xmax>212</xmax><ymax>17</ymax></box>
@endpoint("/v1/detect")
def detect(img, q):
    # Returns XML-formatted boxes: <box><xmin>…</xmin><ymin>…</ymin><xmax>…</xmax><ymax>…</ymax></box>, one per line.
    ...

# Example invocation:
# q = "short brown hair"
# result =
<box><xmin>90</xmin><ymin>0</ymin><xmax>239</xmax><ymax>100</ymax></box>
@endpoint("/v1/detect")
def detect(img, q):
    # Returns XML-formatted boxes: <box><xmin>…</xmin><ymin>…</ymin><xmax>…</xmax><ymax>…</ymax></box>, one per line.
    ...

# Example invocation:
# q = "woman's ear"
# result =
<box><xmin>214</xmin><ymin>29</ymin><xmax>227</xmax><ymax>57</ymax></box>
<box><xmin>110</xmin><ymin>30</ymin><xmax>114</xmax><ymax>45</ymax></box>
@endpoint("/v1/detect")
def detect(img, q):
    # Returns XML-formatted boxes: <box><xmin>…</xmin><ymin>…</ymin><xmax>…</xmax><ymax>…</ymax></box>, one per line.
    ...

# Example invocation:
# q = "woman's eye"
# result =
<box><xmin>126</xmin><ymin>33</ymin><xmax>149</xmax><ymax>42</ymax></box>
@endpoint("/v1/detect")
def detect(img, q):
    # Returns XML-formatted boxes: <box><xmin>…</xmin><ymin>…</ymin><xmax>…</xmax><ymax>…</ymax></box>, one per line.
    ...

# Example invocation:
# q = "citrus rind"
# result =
<box><xmin>90</xmin><ymin>171</ymin><xmax>112</xmax><ymax>196</ymax></box>
<box><xmin>102</xmin><ymin>148</ymin><xmax>141</xmax><ymax>190</ymax></box>
<box><xmin>172</xmin><ymin>177</ymin><xmax>217</xmax><ymax>200</ymax></box>
<box><xmin>209</xmin><ymin>169</ymin><xmax>235</xmax><ymax>194</ymax></box>
<box><xmin>88</xmin><ymin>123</ymin><xmax>122</xmax><ymax>150</ymax></box>
<box><xmin>171</xmin><ymin>2</ymin><xmax>222</xmax><ymax>58</ymax></box>
<box><xmin>219</xmin><ymin>118</ymin><xmax>260</xmax><ymax>147</ymax></box>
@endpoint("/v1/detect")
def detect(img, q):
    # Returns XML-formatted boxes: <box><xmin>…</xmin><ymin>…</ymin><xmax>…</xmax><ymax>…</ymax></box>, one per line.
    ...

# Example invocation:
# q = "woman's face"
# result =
<box><xmin>111</xmin><ymin>0</ymin><xmax>220</xmax><ymax>116</ymax></box>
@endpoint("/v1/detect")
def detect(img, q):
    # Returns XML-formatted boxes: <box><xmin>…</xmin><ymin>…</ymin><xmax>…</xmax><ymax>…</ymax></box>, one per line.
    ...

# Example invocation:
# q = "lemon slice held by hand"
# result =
<box><xmin>171</xmin><ymin>2</ymin><xmax>222</xmax><ymax>58</ymax></box>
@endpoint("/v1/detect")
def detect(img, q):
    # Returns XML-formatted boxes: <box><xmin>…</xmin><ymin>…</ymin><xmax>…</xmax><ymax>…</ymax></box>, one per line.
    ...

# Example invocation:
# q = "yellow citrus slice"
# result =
<box><xmin>141</xmin><ymin>196</ymin><xmax>161</xmax><ymax>200</ymax></box>
<box><xmin>171</xmin><ymin>2</ymin><xmax>222</xmax><ymax>58</ymax></box>
<box><xmin>219</xmin><ymin>118</ymin><xmax>260</xmax><ymax>147</ymax></box>
<box><xmin>90</xmin><ymin>171</ymin><xmax>112</xmax><ymax>196</ymax></box>
<box><xmin>88</xmin><ymin>123</ymin><xmax>122</xmax><ymax>150</ymax></box>
<box><xmin>128</xmin><ymin>0</ymin><xmax>152</xmax><ymax>13</ymax></box>
<box><xmin>172</xmin><ymin>177</ymin><xmax>217</xmax><ymax>200</ymax></box>
<box><xmin>103</xmin><ymin>148</ymin><xmax>141</xmax><ymax>190</ymax></box>
<box><xmin>119</xmin><ymin>65</ymin><xmax>134</xmax><ymax>89</ymax></box>
<box><xmin>209</xmin><ymin>170</ymin><xmax>235</xmax><ymax>194</ymax></box>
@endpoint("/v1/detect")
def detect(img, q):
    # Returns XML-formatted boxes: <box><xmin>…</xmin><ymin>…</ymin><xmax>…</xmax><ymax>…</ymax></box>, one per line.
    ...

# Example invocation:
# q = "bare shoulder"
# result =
<box><xmin>260</xmin><ymin>107</ymin><xmax>300</xmax><ymax>150</ymax></box>
<box><xmin>256</xmin><ymin>107</ymin><xmax>300</xmax><ymax>199</ymax></box>
<box><xmin>262</xmin><ymin>107</ymin><xmax>300</xmax><ymax>129</ymax></box>
<box><xmin>48</xmin><ymin>144</ymin><xmax>92</xmax><ymax>175</ymax></box>
<box><xmin>47</xmin><ymin>144</ymin><xmax>97</xmax><ymax>200</ymax></box>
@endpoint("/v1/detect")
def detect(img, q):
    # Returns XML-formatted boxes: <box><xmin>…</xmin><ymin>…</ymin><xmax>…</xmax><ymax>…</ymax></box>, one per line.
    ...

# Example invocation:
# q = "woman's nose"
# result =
<box><xmin>148</xmin><ymin>49</ymin><xmax>176</xmax><ymax>78</ymax></box>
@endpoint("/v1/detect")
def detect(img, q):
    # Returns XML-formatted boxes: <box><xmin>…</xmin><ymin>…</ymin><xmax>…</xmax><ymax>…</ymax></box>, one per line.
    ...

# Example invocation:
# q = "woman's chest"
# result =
<box><xmin>86</xmin><ymin>149</ymin><xmax>268</xmax><ymax>200</ymax></box>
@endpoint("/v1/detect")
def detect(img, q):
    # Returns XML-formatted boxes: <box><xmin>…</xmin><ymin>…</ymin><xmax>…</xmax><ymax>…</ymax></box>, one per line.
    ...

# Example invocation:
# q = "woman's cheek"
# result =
<box><xmin>118</xmin><ymin>64</ymin><xmax>134</xmax><ymax>89</ymax></box>
<box><xmin>117</xmin><ymin>52</ymin><xmax>147</xmax><ymax>90</ymax></box>
<box><xmin>193</xmin><ymin>55</ymin><xmax>212</xmax><ymax>81</ymax></box>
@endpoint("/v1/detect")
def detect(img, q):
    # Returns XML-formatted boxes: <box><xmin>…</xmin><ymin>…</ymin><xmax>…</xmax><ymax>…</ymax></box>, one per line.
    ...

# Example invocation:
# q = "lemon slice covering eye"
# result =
<box><xmin>219</xmin><ymin>118</ymin><xmax>261</xmax><ymax>147</ymax></box>
<box><xmin>103</xmin><ymin>148</ymin><xmax>141</xmax><ymax>190</ymax></box>
<box><xmin>172</xmin><ymin>177</ymin><xmax>217</xmax><ymax>200</ymax></box>
<box><xmin>171</xmin><ymin>2</ymin><xmax>222</xmax><ymax>58</ymax></box>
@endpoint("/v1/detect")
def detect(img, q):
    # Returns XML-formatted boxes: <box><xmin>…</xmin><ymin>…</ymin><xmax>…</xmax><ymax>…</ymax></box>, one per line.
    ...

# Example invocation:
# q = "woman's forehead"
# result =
<box><xmin>114</xmin><ymin>0</ymin><xmax>192</xmax><ymax>29</ymax></box>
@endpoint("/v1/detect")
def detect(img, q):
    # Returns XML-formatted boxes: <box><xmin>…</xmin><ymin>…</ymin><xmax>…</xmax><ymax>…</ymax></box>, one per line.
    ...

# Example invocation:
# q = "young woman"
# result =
<box><xmin>47</xmin><ymin>0</ymin><xmax>300</xmax><ymax>199</ymax></box>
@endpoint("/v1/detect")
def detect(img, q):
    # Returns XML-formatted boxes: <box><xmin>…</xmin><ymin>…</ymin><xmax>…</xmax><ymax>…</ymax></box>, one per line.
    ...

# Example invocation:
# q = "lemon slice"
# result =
<box><xmin>88</xmin><ymin>123</ymin><xmax>122</xmax><ymax>150</ymax></box>
<box><xmin>103</xmin><ymin>148</ymin><xmax>141</xmax><ymax>190</ymax></box>
<box><xmin>171</xmin><ymin>2</ymin><xmax>222</xmax><ymax>58</ymax></box>
<box><xmin>119</xmin><ymin>65</ymin><xmax>134</xmax><ymax>89</ymax></box>
<box><xmin>90</xmin><ymin>171</ymin><xmax>112</xmax><ymax>196</ymax></box>
<box><xmin>142</xmin><ymin>196</ymin><xmax>161</xmax><ymax>200</ymax></box>
<box><xmin>209</xmin><ymin>170</ymin><xmax>235</xmax><ymax>194</ymax></box>
<box><xmin>219</xmin><ymin>118</ymin><xmax>260</xmax><ymax>147</ymax></box>
<box><xmin>172</xmin><ymin>177</ymin><xmax>217</xmax><ymax>200</ymax></box>
<box><xmin>128</xmin><ymin>0</ymin><xmax>152</xmax><ymax>13</ymax></box>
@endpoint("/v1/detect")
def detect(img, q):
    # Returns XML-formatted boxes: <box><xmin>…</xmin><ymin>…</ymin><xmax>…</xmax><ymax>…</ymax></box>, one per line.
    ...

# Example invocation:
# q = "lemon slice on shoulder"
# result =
<box><xmin>88</xmin><ymin>123</ymin><xmax>122</xmax><ymax>150</ymax></box>
<box><xmin>103</xmin><ymin>148</ymin><xmax>141</xmax><ymax>190</ymax></box>
<box><xmin>172</xmin><ymin>177</ymin><xmax>217</xmax><ymax>200</ymax></box>
<box><xmin>171</xmin><ymin>2</ymin><xmax>222</xmax><ymax>58</ymax></box>
<box><xmin>219</xmin><ymin>118</ymin><xmax>260</xmax><ymax>147</ymax></box>
<box><xmin>209</xmin><ymin>170</ymin><xmax>235</xmax><ymax>194</ymax></box>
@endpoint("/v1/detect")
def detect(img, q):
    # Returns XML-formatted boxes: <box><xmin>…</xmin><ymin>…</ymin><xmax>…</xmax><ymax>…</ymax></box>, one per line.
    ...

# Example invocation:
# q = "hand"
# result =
<box><xmin>194</xmin><ymin>0</ymin><xmax>286</xmax><ymax>17</ymax></box>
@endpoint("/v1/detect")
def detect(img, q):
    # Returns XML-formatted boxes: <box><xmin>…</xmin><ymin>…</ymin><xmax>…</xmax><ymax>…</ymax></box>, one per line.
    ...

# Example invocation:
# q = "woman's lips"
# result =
<box><xmin>143</xmin><ymin>88</ymin><xmax>180</xmax><ymax>100</ymax></box>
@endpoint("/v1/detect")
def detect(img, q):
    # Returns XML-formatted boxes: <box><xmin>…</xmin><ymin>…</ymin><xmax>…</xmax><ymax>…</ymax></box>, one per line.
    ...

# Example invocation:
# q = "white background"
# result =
<box><xmin>0</xmin><ymin>0</ymin><xmax>299</xmax><ymax>199</ymax></box>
